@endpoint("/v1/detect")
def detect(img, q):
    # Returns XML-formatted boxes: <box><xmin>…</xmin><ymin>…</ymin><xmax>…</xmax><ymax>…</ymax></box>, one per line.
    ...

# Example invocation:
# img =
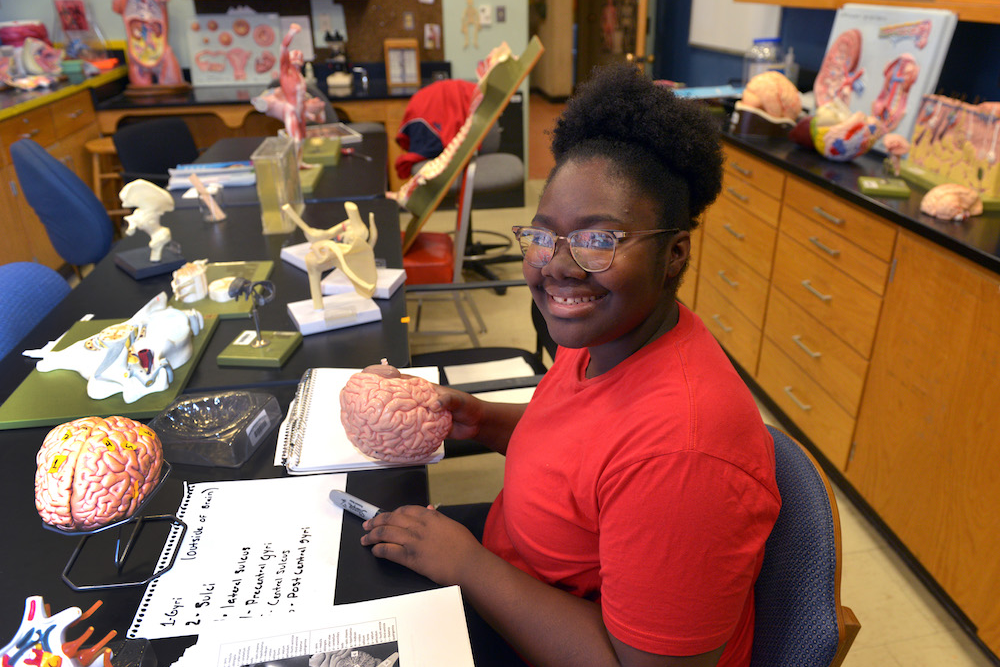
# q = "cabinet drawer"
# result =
<box><xmin>764</xmin><ymin>286</ymin><xmax>868</xmax><ymax>416</ymax></box>
<box><xmin>723</xmin><ymin>145</ymin><xmax>785</xmax><ymax>199</ymax></box>
<box><xmin>757</xmin><ymin>338</ymin><xmax>855</xmax><ymax>469</ymax></box>
<box><xmin>784</xmin><ymin>177</ymin><xmax>897</xmax><ymax>262</ymax></box>
<box><xmin>695</xmin><ymin>280</ymin><xmax>762</xmax><ymax>375</ymax></box>
<box><xmin>721</xmin><ymin>170</ymin><xmax>781</xmax><ymax>227</ymax></box>
<box><xmin>49</xmin><ymin>91</ymin><xmax>95</xmax><ymax>139</ymax></box>
<box><xmin>699</xmin><ymin>234</ymin><xmax>770</xmax><ymax>326</ymax></box>
<box><xmin>772</xmin><ymin>233</ymin><xmax>883</xmax><ymax>358</ymax></box>
<box><xmin>703</xmin><ymin>195</ymin><xmax>778</xmax><ymax>279</ymax></box>
<box><xmin>780</xmin><ymin>203</ymin><xmax>891</xmax><ymax>296</ymax></box>
<box><xmin>0</xmin><ymin>106</ymin><xmax>56</xmax><ymax>159</ymax></box>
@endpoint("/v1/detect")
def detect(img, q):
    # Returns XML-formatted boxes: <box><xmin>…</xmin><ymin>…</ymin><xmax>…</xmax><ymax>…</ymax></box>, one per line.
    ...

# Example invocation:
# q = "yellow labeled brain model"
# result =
<box><xmin>35</xmin><ymin>416</ymin><xmax>164</xmax><ymax>531</ymax></box>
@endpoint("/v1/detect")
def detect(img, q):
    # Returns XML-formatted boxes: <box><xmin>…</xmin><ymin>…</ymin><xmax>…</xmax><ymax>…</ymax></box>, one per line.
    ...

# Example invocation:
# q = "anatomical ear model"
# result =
<box><xmin>113</xmin><ymin>0</ymin><xmax>184</xmax><ymax>87</ymax></box>
<box><xmin>35</xmin><ymin>293</ymin><xmax>204</xmax><ymax>403</ymax></box>
<box><xmin>1</xmin><ymin>596</ymin><xmax>115</xmax><ymax>667</ymax></box>
<box><xmin>251</xmin><ymin>23</ymin><xmax>326</xmax><ymax>163</ymax></box>
<box><xmin>282</xmin><ymin>203</ymin><xmax>378</xmax><ymax>308</ymax></box>
<box><xmin>119</xmin><ymin>179</ymin><xmax>175</xmax><ymax>262</ymax></box>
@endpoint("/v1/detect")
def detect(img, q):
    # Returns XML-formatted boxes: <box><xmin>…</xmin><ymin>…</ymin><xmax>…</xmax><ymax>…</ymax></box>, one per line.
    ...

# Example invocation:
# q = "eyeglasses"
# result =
<box><xmin>511</xmin><ymin>225</ymin><xmax>679</xmax><ymax>273</ymax></box>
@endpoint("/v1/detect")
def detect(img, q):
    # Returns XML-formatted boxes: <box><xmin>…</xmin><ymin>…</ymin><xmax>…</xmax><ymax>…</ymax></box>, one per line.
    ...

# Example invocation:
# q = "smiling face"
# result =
<box><xmin>526</xmin><ymin>157</ymin><xmax>690</xmax><ymax>376</ymax></box>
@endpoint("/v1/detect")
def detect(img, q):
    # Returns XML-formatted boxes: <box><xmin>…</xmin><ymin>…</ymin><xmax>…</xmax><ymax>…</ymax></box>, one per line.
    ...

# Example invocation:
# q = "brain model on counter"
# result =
<box><xmin>340</xmin><ymin>362</ymin><xmax>452</xmax><ymax>463</ymax></box>
<box><xmin>35</xmin><ymin>416</ymin><xmax>164</xmax><ymax>531</ymax></box>
<box><xmin>919</xmin><ymin>183</ymin><xmax>983</xmax><ymax>221</ymax></box>
<box><xmin>740</xmin><ymin>71</ymin><xmax>802</xmax><ymax>122</ymax></box>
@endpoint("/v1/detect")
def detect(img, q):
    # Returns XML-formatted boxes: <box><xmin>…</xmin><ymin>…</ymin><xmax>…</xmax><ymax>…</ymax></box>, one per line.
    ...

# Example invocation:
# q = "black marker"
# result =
<box><xmin>329</xmin><ymin>489</ymin><xmax>381</xmax><ymax>520</ymax></box>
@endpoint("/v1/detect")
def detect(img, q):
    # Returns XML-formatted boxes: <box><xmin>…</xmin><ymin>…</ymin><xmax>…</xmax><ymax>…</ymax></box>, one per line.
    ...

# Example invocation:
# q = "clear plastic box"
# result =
<box><xmin>149</xmin><ymin>391</ymin><xmax>282</xmax><ymax>468</ymax></box>
<box><xmin>250</xmin><ymin>134</ymin><xmax>304</xmax><ymax>234</ymax></box>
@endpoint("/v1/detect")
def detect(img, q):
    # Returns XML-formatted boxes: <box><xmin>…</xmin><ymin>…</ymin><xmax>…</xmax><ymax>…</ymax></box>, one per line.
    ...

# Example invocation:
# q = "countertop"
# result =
<box><xmin>722</xmin><ymin>129</ymin><xmax>1000</xmax><ymax>276</ymax></box>
<box><xmin>0</xmin><ymin>66</ymin><xmax>128</xmax><ymax>121</ymax></box>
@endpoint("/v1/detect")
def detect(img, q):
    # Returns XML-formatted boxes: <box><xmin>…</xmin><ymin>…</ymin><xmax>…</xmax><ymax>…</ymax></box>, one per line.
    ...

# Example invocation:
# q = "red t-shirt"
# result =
<box><xmin>482</xmin><ymin>304</ymin><xmax>781</xmax><ymax>664</ymax></box>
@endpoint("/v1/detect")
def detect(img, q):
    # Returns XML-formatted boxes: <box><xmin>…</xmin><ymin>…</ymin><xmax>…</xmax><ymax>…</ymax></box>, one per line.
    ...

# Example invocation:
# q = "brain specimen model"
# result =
<box><xmin>741</xmin><ymin>71</ymin><xmax>801</xmax><ymax>121</ymax></box>
<box><xmin>340</xmin><ymin>362</ymin><xmax>452</xmax><ymax>462</ymax></box>
<box><xmin>35</xmin><ymin>416</ymin><xmax>164</xmax><ymax>531</ymax></box>
<box><xmin>920</xmin><ymin>183</ymin><xmax>983</xmax><ymax>221</ymax></box>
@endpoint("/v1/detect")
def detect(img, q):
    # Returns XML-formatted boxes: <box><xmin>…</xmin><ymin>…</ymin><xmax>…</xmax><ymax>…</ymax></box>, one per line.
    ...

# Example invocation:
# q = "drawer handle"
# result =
<box><xmin>722</xmin><ymin>223</ymin><xmax>745</xmax><ymax>240</ymax></box>
<box><xmin>68</xmin><ymin>109</ymin><xmax>85</xmax><ymax>119</ymax></box>
<box><xmin>792</xmin><ymin>334</ymin><xmax>822</xmax><ymax>358</ymax></box>
<box><xmin>717</xmin><ymin>270</ymin><xmax>739</xmax><ymax>288</ymax></box>
<box><xmin>809</xmin><ymin>236</ymin><xmax>841</xmax><ymax>257</ymax></box>
<box><xmin>726</xmin><ymin>187</ymin><xmax>749</xmax><ymax>202</ymax></box>
<box><xmin>19</xmin><ymin>128</ymin><xmax>40</xmax><ymax>139</ymax></box>
<box><xmin>801</xmin><ymin>279</ymin><xmax>833</xmax><ymax>302</ymax></box>
<box><xmin>783</xmin><ymin>386</ymin><xmax>812</xmax><ymax>412</ymax></box>
<box><xmin>812</xmin><ymin>206</ymin><xmax>844</xmax><ymax>226</ymax></box>
<box><xmin>712</xmin><ymin>314</ymin><xmax>734</xmax><ymax>333</ymax></box>
<box><xmin>730</xmin><ymin>162</ymin><xmax>752</xmax><ymax>177</ymax></box>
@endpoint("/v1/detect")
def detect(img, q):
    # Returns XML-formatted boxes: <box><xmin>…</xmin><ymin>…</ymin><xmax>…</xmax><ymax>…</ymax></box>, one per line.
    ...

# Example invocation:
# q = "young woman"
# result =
<box><xmin>361</xmin><ymin>64</ymin><xmax>781</xmax><ymax>667</ymax></box>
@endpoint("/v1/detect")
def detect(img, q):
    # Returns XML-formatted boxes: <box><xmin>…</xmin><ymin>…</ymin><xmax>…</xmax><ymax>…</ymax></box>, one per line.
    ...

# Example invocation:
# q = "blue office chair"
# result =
<box><xmin>751</xmin><ymin>425</ymin><xmax>861</xmax><ymax>667</ymax></box>
<box><xmin>0</xmin><ymin>262</ymin><xmax>71</xmax><ymax>360</ymax></box>
<box><xmin>10</xmin><ymin>139</ymin><xmax>114</xmax><ymax>273</ymax></box>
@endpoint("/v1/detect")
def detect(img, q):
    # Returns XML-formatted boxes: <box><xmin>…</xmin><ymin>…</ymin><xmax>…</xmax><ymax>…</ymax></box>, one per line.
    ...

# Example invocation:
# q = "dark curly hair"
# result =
<box><xmin>548</xmin><ymin>64</ymin><xmax>723</xmax><ymax>231</ymax></box>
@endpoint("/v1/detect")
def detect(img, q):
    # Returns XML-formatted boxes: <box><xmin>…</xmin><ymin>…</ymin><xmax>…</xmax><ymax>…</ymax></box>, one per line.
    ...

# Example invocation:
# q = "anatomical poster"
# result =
<box><xmin>186</xmin><ymin>11</ymin><xmax>281</xmax><ymax>87</ymax></box>
<box><xmin>814</xmin><ymin>4</ymin><xmax>956</xmax><ymax>151</ymax></box>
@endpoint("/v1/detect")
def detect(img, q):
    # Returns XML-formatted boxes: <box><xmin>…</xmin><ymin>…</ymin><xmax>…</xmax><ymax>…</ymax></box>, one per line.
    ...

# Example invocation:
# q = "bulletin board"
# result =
<box><xmin>688</xmin><ymin>0</ymin><xmax>781</xmax><ymax>55</ymax></box>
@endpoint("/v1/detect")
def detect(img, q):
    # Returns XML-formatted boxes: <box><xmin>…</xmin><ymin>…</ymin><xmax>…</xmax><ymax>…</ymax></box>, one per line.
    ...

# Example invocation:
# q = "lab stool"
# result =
<box><xmin>84</xmin><ymin>137</ymin><xmax>129</xmax><ymax>232</ymax></box>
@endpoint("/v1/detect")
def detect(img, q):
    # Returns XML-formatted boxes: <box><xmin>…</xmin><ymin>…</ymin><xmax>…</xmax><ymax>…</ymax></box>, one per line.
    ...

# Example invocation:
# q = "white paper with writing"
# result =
<box><xmin>128</xmin><ymin>474</ymin><xmax>346</xmax><ymax>639</ymax></box>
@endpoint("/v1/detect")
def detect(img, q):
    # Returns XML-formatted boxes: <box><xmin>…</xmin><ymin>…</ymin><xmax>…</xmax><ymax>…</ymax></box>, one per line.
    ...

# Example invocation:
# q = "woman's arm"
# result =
<box><xmin>360</xmin><ymin>507</ymin><xmax>724</xmax><ymax>667</ymax></box>
<box><xmin>434</xmin><ymin>386</ymin><xmax>527</xmax><ymax>455</ymax></box>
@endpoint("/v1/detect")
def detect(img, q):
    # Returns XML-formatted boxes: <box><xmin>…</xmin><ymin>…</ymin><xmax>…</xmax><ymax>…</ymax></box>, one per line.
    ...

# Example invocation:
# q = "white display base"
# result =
<box><xmin>322</xmin><ymin>267</ymin><xmax>406</xmax><ymax>299</ymax></box>
<box><xmin>286</xmin><ymin>292</ymin><xmax>382</xmax><ymax>335</ymax></box>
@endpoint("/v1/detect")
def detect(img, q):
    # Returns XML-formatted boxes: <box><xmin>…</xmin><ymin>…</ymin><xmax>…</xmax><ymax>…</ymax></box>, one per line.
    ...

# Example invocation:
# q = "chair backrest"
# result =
<box><xmin>0</xmin><ymin>262</ymin><xmax>70</xmax><ymax>359</ymax></box>
<box><xmin>112</xmin><ymin>117</ymin><xmax>200</xmax><ymax>187</ymax></box>
<box><xmin>9</xmin><ymin>139</ymin><xmax>114</xmax><ymax>268</ymax></box>
<box><xmin>752</xmin><ymin>425</ymin><xmax>860</xmax><ymax>667</ymax></box>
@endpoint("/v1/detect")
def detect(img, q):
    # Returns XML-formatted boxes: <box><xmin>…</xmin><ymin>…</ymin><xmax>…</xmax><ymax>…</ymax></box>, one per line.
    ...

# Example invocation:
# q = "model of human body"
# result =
<box><xmin>283</xmin><ymin>202</ymin><xmax>378</xmax><ymax>307</ymax></box>
<box><xmin>112</xmin><ymin>0</ymin><xmax>183</xmax><ymax>86</ymax></box>
<box><xmin>359</xmin><ymin>64</ymin><xmax>780</xmax><ymax>667</ymax></box>
<box><xmin>251</xmin><ymin>23</ymin><xmax>325</xmax><ymax>162</ymax></box>
<box><xmin>35</xmin><ymin>293</ymin><xmax>204</xmax><ymax>403</ymax></box>
<box><xmin>120</xmin><ymin>178</ymin><xmax>175</xmax><ymax>262</ymax></box>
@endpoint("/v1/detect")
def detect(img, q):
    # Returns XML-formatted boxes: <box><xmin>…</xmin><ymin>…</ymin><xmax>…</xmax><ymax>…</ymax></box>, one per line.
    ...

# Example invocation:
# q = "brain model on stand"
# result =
<box><xmin>340</xmin><ymin>362</ymin><xmax>452</xmax><ymax>463</ymax></box>
<box><xmin>35</xmin><ymin>416</ymin><xmax>164</xmax><ymax>531</ymax></box>
<box><xmin>741</xmin><ymin>71</ymin><xmax>802</xmax><ymax>122</ymax></box>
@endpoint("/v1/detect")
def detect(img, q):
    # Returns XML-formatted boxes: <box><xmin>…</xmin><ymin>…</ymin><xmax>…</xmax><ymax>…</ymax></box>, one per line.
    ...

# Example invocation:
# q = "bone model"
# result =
<box><xmin>120</xmin><ymin>178</ymin><xmax>175</xmax><ymax>262</ymax></box>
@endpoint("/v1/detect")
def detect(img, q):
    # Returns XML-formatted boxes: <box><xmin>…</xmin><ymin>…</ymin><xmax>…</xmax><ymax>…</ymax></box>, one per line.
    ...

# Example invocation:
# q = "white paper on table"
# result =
<box><xmin>172</xmin><ymin>586</ymin><xmax>474</xmax><ymax>667</ymax></box>
<box><xmin>444</xmin><ymin>357</ymin><xmax>536</xmax><ymax>385</ymax></box>
<box><xmin>128</xmin><ymin>474</ymin><xmax>346</xmax><ymax>640</ymax></box>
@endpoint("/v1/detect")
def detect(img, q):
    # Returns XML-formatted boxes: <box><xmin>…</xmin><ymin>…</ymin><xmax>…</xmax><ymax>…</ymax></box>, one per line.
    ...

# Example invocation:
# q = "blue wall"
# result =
<box><xmin>653</xmin><ymin>3</ymin><xmax>1000</xmax><ymax>102</ymax></box>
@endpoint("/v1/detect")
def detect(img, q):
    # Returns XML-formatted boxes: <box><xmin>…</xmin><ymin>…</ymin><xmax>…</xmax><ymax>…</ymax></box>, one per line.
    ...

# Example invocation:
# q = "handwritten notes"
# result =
<box><xmin>129</xmin><ymin>474</ymin><xmax>346</xmax><ymax>639</ymax></box>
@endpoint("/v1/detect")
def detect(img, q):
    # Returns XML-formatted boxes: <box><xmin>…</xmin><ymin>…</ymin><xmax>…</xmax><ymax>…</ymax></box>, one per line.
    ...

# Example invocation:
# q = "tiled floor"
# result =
<box><xmin>416</xmin><ymin>131</ymin><xmax>998</xmax><ymax>663</ymax></box>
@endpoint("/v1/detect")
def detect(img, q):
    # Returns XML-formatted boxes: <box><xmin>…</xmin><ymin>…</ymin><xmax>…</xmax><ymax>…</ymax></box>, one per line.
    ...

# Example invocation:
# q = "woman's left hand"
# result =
<box><xmin>360</xmin><ymin>506</ymin><xmax>483</xmax><ymax>585</ymax></box>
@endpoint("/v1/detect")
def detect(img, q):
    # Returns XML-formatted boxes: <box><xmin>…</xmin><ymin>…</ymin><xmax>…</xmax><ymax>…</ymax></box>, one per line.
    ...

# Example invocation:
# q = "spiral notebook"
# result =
<box><xmin>278</xmin><ymin>367</ymin><xmax>445</xmax><ymax>474</ymax></box>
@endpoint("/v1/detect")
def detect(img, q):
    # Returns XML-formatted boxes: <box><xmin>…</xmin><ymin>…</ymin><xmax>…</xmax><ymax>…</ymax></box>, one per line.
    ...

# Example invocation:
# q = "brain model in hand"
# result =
<box><xmin>35</xmin><ymin>416</ymin><xmax>164</xmax><ymax>531</ymax></box>
<box><xmin>340</xmin><ymin>362</ymin><xmax>452</xmax><ymax>462</ymax></box>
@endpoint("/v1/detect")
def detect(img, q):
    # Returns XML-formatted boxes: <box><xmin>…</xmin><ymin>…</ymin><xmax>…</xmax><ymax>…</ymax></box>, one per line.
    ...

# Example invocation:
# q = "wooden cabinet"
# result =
<box><xmin>754</xmin><ymin>175</ymin><xmax>896</xmax><ymax>468</ymax></box>
<box><xmin>694</xmin><ymin>144</ymin><xmax>782</xmax><ymax>377</ymax></box>
<box><xmin>847</xmin><ymin>230</ymin><xmax>1000</xmax><ymax>655</ymax></box>
<box><xmin>0</xmin><ymin>90</ymin><xmax>102</xmax><ymax>269</ymax></box>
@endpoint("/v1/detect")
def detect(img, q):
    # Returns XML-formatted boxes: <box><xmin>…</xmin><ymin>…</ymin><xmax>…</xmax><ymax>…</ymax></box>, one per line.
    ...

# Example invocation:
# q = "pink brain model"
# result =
<box><xmin>741</xmin><ymin>71</ymin><xmax>802</xmax><ymax>121</ymax></box>
<box><xmin>35</xmin><ymin>416</ymin><xmax>164</xmax><ymax>531</ymax></box>
<box><xmin>340</xmin><ymin>363</ymin><xmax>452</xmax><ymax>463</ymax></box>
<box><xmin>920</xmin><ymin>183</ymin><xmax>983</xmax><ymax>221</ymax></box>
